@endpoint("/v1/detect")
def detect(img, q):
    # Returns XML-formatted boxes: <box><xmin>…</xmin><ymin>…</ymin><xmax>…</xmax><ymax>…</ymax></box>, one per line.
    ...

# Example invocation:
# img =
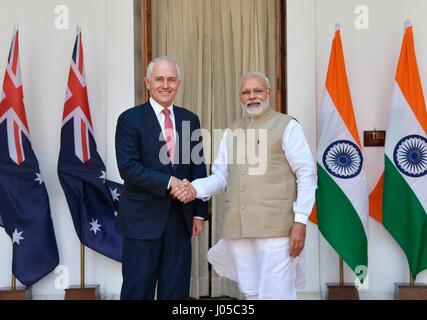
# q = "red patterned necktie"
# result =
<box><xmin>162</xmin><ymin>108</ymin><xmax>175</xmax><ymax>164</ymax></box>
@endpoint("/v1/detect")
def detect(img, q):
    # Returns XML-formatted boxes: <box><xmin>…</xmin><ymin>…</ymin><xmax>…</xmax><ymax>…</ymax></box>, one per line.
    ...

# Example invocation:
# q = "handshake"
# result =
<box><xmin>170</xmin><ymin>176</ymin><xmax>197</xmax><ymax>204</ymax></box>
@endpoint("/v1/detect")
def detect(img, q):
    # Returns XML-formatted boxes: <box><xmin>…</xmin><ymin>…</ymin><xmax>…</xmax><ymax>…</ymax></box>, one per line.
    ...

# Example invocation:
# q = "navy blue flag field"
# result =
<box><xmin>57</xmin><ymin>28</ymin><xmax>123</xmax><ymax>262</ymax></box>
<box><xmin>0</xmin><ymin>28</ymin><xmax>59</xmax><ymax>285</ymax></box>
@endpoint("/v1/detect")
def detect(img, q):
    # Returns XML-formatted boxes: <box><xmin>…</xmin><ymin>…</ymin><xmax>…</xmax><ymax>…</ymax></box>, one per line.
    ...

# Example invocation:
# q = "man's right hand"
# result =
<box><xmin>170</xmin><ymin>176</ymin><xmax>184</xmax><ymax>190</ymax></box>
<box><xmin>170</xmin><ymin>178</ymin><xmax>197</xmax><ymax>203</ymax></box>
<box><xmin>169</xmin><ymin>176</ymin><xmax>182</xmax><ymax>200</ymax></box>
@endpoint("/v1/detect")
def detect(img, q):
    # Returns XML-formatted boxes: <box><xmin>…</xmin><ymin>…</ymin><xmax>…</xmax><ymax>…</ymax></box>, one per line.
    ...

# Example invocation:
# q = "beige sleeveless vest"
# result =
<box><xmin>222</xmin><ymin>108</ymin><xmax>297</xmax><ymax>238</ymax></box>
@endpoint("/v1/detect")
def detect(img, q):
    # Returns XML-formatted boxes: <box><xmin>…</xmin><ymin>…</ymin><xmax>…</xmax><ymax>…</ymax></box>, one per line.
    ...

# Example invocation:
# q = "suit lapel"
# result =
<box><xmin>142</xmin><ymin>101</ymin><xmax>180</xmax><ymax>171</ymax></box>
<box><xmin>141</xmin><ymin>102</ymin><xmax>170</xmax><ymax>162</ymax></box>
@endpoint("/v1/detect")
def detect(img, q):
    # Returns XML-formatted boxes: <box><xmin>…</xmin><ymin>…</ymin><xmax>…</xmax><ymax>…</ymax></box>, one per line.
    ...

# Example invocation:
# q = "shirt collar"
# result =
<box><xmin>150</xmin><ymin>97</ymin><xmax>174</xmax><ymax>118</ymax></box>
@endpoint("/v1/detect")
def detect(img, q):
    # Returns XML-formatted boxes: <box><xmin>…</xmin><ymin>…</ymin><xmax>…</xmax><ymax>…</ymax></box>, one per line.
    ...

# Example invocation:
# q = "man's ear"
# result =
<box><xmin>267</xmin><ymin>88</ymin><xmax>273</xmax><ymax>99</ymax></box>
<box><xmin>144</xmin><ymin>78</ymin><xmax>150</xmax><ymax>90</ymax></box>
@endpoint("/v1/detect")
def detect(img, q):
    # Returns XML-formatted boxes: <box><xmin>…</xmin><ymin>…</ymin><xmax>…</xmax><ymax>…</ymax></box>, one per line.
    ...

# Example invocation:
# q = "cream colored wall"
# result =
<box><xmin>287</xmin><ymin>0</ymin><xmax>320</xmax><ymax>298</ymax></box>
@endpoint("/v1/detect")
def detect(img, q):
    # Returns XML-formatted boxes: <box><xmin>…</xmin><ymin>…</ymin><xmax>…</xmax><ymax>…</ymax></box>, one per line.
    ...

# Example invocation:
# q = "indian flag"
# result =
<box><xmin>316</xmin><ymin>25</ymin><xmax>369</xmax><ymax>277</ymax></box>
<box><xmin>383</xmin><ymin>22</ymin><xmax>427</xmax><ymax>278</ymax></box>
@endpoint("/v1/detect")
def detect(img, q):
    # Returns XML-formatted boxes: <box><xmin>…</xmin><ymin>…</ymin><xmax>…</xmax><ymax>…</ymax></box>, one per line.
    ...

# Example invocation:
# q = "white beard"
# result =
<box><xmin>242</xmin><ymin>98</ymin><xmax>271</xmax><ymax>117</ymax></box>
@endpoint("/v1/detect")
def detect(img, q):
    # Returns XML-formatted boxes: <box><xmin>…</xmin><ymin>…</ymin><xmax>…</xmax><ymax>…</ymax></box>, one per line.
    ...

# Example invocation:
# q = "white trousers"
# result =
<box><xmin>208</xmin><ymin>238</ymin><xmax>305</xmax><ymax>300</ymax></box>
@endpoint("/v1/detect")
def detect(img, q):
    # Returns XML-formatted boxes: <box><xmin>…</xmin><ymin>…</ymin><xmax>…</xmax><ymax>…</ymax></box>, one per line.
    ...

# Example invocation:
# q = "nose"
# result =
<box><xmin>161</xmin><ymin>79</ymin><xmax>169</xmax><ymax>88</ymax></box>
<box><xmin>249</xmin><ymin>91</ymin><xmax>257</xmax><ymax>99</ymax></box>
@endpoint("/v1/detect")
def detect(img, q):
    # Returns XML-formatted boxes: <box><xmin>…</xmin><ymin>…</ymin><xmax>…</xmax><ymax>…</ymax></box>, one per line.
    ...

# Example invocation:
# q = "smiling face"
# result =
<box><xmin>239</xmin><ymin>75</ymin><xmax>272</xmax><ymax>117</ymax></box>
<box><xmin>144</xmin><ymin>60</ymin><xmax>181</xmax><ymax>108</ymax></box>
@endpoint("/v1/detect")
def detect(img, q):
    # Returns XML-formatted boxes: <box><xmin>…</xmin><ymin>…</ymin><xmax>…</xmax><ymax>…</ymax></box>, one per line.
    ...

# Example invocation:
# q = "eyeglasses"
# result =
<box><xmin>240</xmin><ymin>88</ymin><xmax>267</xmax><ymax>97</ymax></box>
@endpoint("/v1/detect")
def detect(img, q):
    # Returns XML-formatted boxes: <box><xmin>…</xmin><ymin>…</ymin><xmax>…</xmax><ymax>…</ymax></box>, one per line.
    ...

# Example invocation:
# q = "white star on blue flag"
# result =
<box><xmin>34</xmin><ymin>173</ymin><xmax>44</xmax><ymax>185</ymax></box>
<box><xmin>12</xmin><ymin>228</ymin><xmax>24</xmax><ymax>245</ymax></box>
<box><xmin>89</xmin><ymin>219</ymin><xmax>102</xmax><ymax>235</ymax></box>
<box><xmin>110</xmin><ymin>188</ymin><xmax>121</xmax><ymax>202</ymax></box>
<box><xmin>99</xmin><ymin>171</ymin><xmax>106</xmax><ymax>183</ymax></box>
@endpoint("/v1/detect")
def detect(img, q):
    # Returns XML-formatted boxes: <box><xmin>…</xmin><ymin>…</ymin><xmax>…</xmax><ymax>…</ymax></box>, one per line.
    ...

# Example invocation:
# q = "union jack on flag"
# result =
<box><xmin>58</xmin><ymin>27</ymin><xmax>123</xmax><ymax>261</ymax></box>
<box><xmin>0</xmin><ymin>28</ymin><xmax>30</xmax><ymax>165</ymax></box>
<box><xmin>0</xmin><ymin>27</ymin><xmax>59</xmax><ymax>285</ymax></box>
<box><xmin>62</xmin><ymin>26</ymin><xmax>93</xmax><ymax>163</ymax></box>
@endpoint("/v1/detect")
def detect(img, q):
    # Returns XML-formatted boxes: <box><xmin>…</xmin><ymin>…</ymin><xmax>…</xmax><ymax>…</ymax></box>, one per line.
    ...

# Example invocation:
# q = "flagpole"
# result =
<box><xmin>11</xmin><ymin>274</ymin><xmax>16</xmax><ymax>291</ymax></box>
<box><xmin>339</xmin><ymin>257</ymin><xmax>344</xmax><ymax>285</ymax></box>
<box><xmin>80</xmin><ymin>243</ymin><xmax>85</xmax><ymax>288</ymax></box>
<box><xmin>403</xmin><ymin>17</ymin><xmax>413</xmax><ymax>292</ymax></box>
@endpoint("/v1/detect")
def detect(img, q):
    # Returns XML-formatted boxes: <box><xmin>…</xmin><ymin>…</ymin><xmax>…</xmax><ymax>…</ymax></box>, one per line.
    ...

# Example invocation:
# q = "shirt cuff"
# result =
<box><xmin>167</xmin><ymin>177</ymin><xmax>172</xmax><ymax>190</ymax></box>
<box><xmin>192</xmin><ymin>179</ymin><xmax>211</xmax><ymax>202</ymax></box>
<box><xmin>194</xmin><ymin>216</ymin><xmax>205</xmax><ymax>220</ymax></box>
<box><xmin>294</xmin><ymin>213</ymin><xmax>309</xmax><ymax>225</ymax></box>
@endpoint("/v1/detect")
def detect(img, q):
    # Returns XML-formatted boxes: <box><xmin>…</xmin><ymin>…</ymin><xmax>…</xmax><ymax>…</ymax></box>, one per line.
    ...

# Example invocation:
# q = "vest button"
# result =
<box><xmin>241</xmin><ymin>205</ymin><xmax>245</xmax><ymax>209</ymax></box>
<box><xmin>240</xmin><ymin>187</ymin><xmax>245</xmax><ymax>192</ymax></box>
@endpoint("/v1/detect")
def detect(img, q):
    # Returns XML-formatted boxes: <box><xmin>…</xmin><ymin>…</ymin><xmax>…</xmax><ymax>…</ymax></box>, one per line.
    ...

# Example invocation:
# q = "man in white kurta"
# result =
<box><xmin>172</xmin><ymin>72</ymin><xmax>316</xmax><ymax>300</ymax></box>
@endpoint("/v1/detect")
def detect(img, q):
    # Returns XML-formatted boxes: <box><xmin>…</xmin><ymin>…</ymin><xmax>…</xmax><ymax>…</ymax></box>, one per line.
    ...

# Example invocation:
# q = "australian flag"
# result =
<box><xmin>0</xmin><ymin>28</ymin><xmax>59</xmax><ymax>285</ymax></box>
<box><xmin>58</xmin><ymin>27</ymin><xmax>123</xmax><ymax>262</ymax></box>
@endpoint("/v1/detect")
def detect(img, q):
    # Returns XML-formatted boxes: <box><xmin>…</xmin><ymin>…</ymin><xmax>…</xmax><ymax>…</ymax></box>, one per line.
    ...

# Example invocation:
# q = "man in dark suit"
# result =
<box><xmin>115</xmin><ymin>56</ymin><xmax>208</xmax><ymax>300</ymax></box>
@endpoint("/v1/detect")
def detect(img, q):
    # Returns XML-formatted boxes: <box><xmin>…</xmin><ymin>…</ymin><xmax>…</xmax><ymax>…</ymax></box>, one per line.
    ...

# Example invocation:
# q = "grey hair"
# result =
<box><xmin>240</xmin><ymin>72</ymin><xmax>271</xmax><ymax>89</ymax></box>
<box><xmin>146</xmin><ymin>56</ymin><xmax>181</xmax><ymax>79</ymax></box>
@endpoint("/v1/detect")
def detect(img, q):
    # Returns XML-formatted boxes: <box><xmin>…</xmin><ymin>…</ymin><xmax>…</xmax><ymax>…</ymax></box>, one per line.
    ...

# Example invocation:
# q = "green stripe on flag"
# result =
<box><xmin>383</xmin><ymin>157</ymin><xmax>427</xmax><ymax>278</ymax></box>
<box><xmin>316</xmin><ymin>164</ymin><xmax>368</xmax><ymax>272</ymax></box>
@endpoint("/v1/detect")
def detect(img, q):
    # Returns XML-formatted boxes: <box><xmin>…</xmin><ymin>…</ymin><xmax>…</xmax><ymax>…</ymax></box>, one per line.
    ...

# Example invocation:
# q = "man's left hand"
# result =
<box><xmin>192</xmin><ymin>218</ymin><xmax>205</xmax><ymax>237</ymax></box>
<box><xmin>289</xmin><ymin>222</ymin><xmax>306</xmax><ymax>258</ymax></box>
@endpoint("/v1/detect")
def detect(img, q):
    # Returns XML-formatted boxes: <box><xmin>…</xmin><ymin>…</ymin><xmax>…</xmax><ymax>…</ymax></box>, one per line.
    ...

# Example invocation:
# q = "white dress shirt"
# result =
<box><xmin>150</xmin><ymin>97</ymin><xmax>176</xmax><ymax>143</ymax></box>
<box><xmin>150</xmin><ymin>98</ymin><xmax>175</xmax><ymax>191</ymax></box>
<box><xmin>191</xmin><ymin>119</ymin><xmax>317</xmax><ymax>225</ymax></box>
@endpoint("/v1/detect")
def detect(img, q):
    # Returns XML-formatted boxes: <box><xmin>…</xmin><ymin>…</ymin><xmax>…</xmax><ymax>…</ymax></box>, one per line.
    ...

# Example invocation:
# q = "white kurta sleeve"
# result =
<box><xmin>191</xmin><ymin>130</ymin><xmax>229</xmax><ymax>201</ymax></box>
<box><xmin>282</xmin><ymin>120</ymin><xmax>317</xmax><ymax>225</ymax></box>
